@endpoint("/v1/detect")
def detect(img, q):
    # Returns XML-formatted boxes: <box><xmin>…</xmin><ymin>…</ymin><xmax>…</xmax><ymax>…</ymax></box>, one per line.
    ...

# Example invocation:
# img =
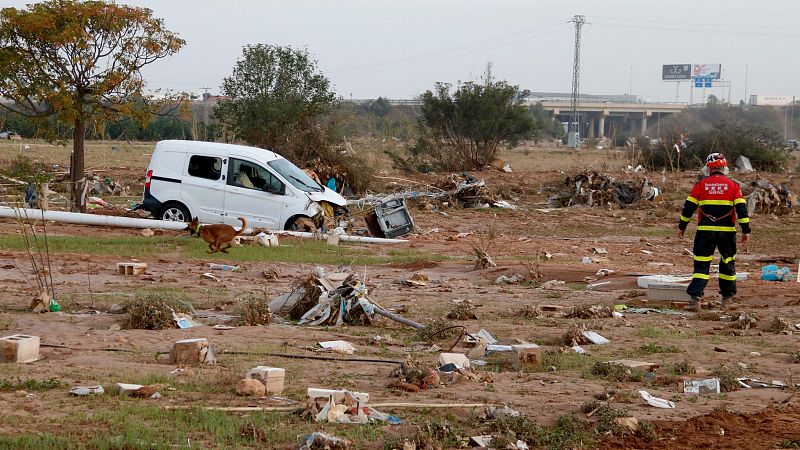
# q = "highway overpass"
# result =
<box><xmin>347</xmin><ymin>95</ymin><xmax>688</xmax><ymax>137</ymax></box>
<box><xmin>531</xmin><ymin>100</ymin><xmax>687</xmax><ymax>138</ymax></box>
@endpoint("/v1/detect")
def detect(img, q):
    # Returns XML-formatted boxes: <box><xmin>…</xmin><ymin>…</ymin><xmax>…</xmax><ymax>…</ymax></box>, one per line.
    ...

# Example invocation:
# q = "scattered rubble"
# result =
<box><xmin>565</xmin><ymin>304</ymin><xmax>614</xmax><ymax>319</ymax></box>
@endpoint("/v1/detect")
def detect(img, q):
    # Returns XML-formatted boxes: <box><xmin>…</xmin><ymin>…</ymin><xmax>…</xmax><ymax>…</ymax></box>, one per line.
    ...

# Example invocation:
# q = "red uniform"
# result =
<box><xmin>678</xmin><ymin>173</ymin><xmax>751</xmax><ymax>298</ymax></box>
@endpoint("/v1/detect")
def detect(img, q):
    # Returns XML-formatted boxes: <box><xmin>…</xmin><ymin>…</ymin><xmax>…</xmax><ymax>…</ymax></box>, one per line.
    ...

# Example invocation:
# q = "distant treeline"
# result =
<box><xmin>0</xmin><ymin>108</ymin><xmax>219</xmax><ymax>142</ymax></box>
<box><xmin>0</xmin><ymin>97</ymin><xmax>565</xmax><ymax>143</ymax></box>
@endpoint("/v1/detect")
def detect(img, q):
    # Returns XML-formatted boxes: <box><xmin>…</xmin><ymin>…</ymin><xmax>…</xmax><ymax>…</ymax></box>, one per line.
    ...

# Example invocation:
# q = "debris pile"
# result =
<box><xmin>744</xmin><ymin>177</ymin><xmax>797</xmax><ymax>216</ymax></box>
<box><xmin>271</xmin><ymin>267</ymin><xmax>424</xmax><ymax>330</ymax></box>
<box><xmin>548</xmin><ymin>170</ymin><xmax>660</xmax><ymax>208</ymax></box>
<box><xmin>430</xmin><ymin>173</ymin><xmax>505</xmax><ymax>209</ymax></box>
<box><xmin>305</xmin><ymin>388</ymin><xmax>402</xmax><ymax>425</ymax></box>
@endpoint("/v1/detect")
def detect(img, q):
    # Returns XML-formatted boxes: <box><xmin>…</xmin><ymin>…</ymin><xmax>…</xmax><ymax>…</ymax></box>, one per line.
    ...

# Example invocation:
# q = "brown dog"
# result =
<box><xmin>186</xmin><ymin>216</ymin><xmax>248</xmax><ymax>254</ymax></box>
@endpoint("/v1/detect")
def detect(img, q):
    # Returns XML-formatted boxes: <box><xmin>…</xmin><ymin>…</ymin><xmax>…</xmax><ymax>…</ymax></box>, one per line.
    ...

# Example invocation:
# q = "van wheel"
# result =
<box><xmin>287</xmin><ymin>216</ymin><xmax>316</xmax><ymax>232</ymax></box>
<box><xmin>159</xmin><ymin>203</ymin><xmax>190</xmax><ymax>222</ymax></box>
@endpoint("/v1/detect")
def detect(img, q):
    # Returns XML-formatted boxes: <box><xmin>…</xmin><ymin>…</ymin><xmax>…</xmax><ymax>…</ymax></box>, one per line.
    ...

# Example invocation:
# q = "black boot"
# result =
<box><xmin>685</xmin><ymin>296</ymin><xmax>700</xmax><ymax>312</ymax></box>
<box><xmin>721</xmin><ymin>296</ymin><xmax>732</xmax><ymax>309</ymax></box>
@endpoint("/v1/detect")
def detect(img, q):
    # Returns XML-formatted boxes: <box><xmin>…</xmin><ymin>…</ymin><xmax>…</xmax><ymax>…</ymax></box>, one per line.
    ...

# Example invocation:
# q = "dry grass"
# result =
<box><xmin>121</xmin><ymin>294</ymin><xmax>190</xmax><ymax>330</ymax></box>
<box><xmin>238</xmin><ymin>295</ymin><xmax>271</xmax><ymax>326</ymax></box>
<box><xmin>446</xmin><ymin>301</ymin><xmax>477</xmax><ymax>320</ymax></box>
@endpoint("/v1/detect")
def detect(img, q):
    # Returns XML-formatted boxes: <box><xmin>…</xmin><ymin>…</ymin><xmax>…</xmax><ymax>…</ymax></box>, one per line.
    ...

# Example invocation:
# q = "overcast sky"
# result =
<box><xmin>6</xmin><ymin>0</ymin><xmax>800</xmax><ymax>103</ymax></box>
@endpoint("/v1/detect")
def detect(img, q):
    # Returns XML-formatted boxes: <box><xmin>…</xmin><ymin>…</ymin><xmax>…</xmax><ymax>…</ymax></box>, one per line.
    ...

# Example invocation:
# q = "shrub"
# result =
<box><xmin>121</xmin><ymin>294</ymin><xmax>191</xmax><ymax>330</ymax></box>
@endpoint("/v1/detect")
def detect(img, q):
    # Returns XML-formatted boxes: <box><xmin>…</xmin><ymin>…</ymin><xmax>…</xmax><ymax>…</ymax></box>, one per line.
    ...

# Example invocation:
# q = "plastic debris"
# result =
<box><xmin>70</xmin><ymin>385</ymin><xmax>105</xmax><ymax>396</ymax></box>
<box><xmin>299</xmin><ymin>432</ymin><xmax>350</xmax><ymax>450</ymax></box>
<box><xmin>209</xmin><ymin>263</ymin><xmax>240</xmax><ymax>271</ymax></box>
<box><xmin>318</xmin><ymin>340</ymin><xmax>356</xmax><ymax>355</ymax></box>
<box><xmin>761</xmin><ymin>265</ymin><xmax>792</xmax><ymax>281</ymax></box>
<box><xmin>683</xmin><ymin>378</ymin><xmax>720</xmax><ymax>395</ymax></box>
<box><xmin>639</xmin><ymin>390</ymin><xmax>675</xmax><ymax>409</ymax></box>
<box><xmin>581</xmin><ymin>331</ymin><xmax>609</xmax><ymax>345</ymax></box>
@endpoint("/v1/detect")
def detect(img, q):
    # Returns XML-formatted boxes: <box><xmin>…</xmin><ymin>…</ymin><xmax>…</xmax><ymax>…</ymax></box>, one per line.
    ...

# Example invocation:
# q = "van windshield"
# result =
<box><xmin>268</xmin><ymin>158</ymin><xmax>323</xmax><ymax>193</ymax></box>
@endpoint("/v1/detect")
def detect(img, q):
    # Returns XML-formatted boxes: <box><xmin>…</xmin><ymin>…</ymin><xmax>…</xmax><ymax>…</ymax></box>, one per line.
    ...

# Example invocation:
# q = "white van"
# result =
<box><xmin>137</xmin><ymin>140</ymin><xmax>347</xmax><ymax>230</ymax></box>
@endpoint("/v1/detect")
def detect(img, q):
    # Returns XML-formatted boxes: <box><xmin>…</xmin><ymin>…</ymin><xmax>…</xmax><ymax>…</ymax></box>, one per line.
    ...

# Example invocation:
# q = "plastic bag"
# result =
<box><xmin>761</xmin><ymin>264</ymin><xmax>792</xmax><ymax>281</ymax></box>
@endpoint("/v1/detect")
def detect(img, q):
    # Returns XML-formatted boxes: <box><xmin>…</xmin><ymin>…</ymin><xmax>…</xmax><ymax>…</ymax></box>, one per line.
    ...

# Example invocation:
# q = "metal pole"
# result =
<box><xmin>744</xmin><ymin>64</ymin><xmax>748</xmax><ymax>104</ymax></box>
<box><xmin>629</xmin><ymin>65</ymin><xmax>633</xmax><ymax>95</ymax></box>
<box><xmin>727</xmin><ymin>81</ymin><xmax>732</xmax><ymax>105</ymax></box>
<box><xmin>569</xmin><ymin>14</ymin><xmax>586</xmax><ymax>149</ymax></box>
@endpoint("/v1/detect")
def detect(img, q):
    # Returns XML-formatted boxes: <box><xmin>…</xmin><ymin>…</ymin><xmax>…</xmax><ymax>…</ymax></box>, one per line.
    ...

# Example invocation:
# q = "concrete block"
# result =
<box><xmin>647</xmin><ymin>283</ymin><xmax>691</xmax><ymax>302</ymax></box>
<box><xmin>246</xmin><ymin>366</ymin><xmax>285</xmax><ymax>395</ymax></box>
<box><xmin>511</xmin><ymin>344</ymin><xmax>541</xmax><ymax>369</ymax></box>
<box><xmin>170</xmin><ymin>338</ymin><xmax>211</xmax><ymax>364</ymax></box>
<box><xmin>0</xmin><ymin>334</ymin><xmax>40</xmax><ymax>363</ymax></box>
<box><xmin>438</xmin><ymin>352</ymin><xmax>471</xmax><ymax>369</ymax></box>
<box><xmin>116</xmin><ymin>262</ymin><xmax>147</xmax><ymax>275</ymax></box>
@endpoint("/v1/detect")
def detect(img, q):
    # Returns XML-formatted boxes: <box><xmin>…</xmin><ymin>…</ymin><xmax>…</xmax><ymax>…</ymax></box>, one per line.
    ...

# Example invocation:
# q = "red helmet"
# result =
<box><xmin>705</xmin><ymin>153</ymin><xmax>727</xmax><ymax>169</ymax></box>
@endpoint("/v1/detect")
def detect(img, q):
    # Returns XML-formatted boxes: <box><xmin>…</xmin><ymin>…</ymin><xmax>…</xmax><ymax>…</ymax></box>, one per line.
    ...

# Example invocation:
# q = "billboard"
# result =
<box><xmin>692</xmin><ymin>64</ymin><xmax>722</xmax><ymax>80</ymax></box>
<box><xmin>662</xmin><ymin>64</ymin><xmax>692</xmax><ymax>80</ymax></box>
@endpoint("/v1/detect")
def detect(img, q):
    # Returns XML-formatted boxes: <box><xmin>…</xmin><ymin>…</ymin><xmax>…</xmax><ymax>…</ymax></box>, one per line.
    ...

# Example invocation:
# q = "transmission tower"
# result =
<box><xmin>569</xmin><ymin>15</ymin><xmax>586</xmax><ymax>149</ymax></box>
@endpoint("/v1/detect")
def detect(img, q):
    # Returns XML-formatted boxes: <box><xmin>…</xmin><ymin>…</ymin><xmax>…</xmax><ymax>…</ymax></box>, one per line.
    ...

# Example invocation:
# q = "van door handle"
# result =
<box><xmin>222</xmin><ymin>175</ymin><xmax>226</xmax><ymax>181</ymax></box>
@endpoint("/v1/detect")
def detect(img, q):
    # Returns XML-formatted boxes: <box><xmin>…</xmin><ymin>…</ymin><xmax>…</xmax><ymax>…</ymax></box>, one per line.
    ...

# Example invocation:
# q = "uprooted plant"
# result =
<box><xmin>238</xmin><ymin>294</ymin><xmax>271</xmax><ymax>326</ymax></box>
<box><xmin>9</xmin><ymin>201</ymin><xmax>57</xmax><ymax>312</ymax></box>
<box><xmin>122</xmin><ymin>294</ymin><xmax>192</xmax><ymax>330</ymax></box>
<box><xmin>469</xmin><ymin>225</ymin><xmax>497</xmax><ymax>270</ymax></box>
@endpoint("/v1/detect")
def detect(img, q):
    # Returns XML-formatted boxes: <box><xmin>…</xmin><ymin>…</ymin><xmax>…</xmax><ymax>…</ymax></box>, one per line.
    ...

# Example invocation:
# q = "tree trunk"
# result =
<box><xmin>70</xmin><ymin>119</ymin><xmax>86</xmax><ymax>213</ymax></box>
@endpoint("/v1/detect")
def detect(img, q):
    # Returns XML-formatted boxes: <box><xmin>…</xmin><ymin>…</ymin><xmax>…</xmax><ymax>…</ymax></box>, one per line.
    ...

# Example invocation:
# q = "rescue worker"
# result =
<box><xmin>678</xmin><ymin>153</ymin><xmax>751</xmax><ymax>311</ymax></box>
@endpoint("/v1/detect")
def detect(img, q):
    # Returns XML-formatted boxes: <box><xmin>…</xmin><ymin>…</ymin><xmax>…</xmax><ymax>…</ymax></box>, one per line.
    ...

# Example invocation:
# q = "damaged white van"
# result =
<box><xmin>136</xmin><ymin>140</ymin><xmax>348</xmax><ymax>230</ymax></box>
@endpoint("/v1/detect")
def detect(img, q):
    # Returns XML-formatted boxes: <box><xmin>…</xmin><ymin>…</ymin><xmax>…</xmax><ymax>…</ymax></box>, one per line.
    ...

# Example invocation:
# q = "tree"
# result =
<box><xmin>0</xmin><ymin>0</ymin><xmax>184</xmax><ymax>211</ymax></box>
<box><xmin>215</xmin><ymin>44</ymin><xmax>337</xmax><ymax>164</ymax></box>
<box><xmin>405</xmin><ymin>80</ymin><xmax>535</xmax><ymax>172</ymax></box>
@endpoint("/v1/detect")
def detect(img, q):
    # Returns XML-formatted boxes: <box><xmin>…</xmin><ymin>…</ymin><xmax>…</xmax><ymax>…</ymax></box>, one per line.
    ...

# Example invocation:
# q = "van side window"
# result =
<box><xmin>229</xmin><ymin>158</ymin><xmax>285</xmax><ymax>195</ymax></box>
<box><xmin>188</xmin><ymin>155</ymin><xmax>222</xmax><ymax>180</ymax></box>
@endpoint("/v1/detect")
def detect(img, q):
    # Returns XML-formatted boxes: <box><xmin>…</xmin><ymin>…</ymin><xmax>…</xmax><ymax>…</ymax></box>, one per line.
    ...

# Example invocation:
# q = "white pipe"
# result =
<box><xmin>0</xmin><ymin>206</ymin><xmax>187</xmax><ymax>230</ymax></box>
<box><xmin>0</xmin><ymin>207</ymin><xmax>408</xmax><ymax>244</ymax></box>
<box><xmin>272</xmin><ymin>230</ymin><xmax>408</xmax><ymax>244</ymax></box>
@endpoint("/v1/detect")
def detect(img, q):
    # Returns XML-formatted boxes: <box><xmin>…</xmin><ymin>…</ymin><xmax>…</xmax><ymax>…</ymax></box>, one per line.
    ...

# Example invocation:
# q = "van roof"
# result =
<box><xmin>156</xmin><ymin>140</ymin><xmax>282</xmax><ymax>162</ymax></box>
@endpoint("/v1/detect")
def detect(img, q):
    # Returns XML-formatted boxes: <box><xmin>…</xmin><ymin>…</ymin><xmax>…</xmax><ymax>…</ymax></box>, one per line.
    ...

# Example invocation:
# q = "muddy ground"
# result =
<box><xmin>0</xmin><ymin>147</ymin><xmax>799</xmax><ymax>449</ymax></box>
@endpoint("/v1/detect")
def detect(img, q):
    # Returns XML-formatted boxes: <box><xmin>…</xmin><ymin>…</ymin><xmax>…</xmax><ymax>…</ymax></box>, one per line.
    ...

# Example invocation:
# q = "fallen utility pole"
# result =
<box><xmin>0</xmin><ymin>206</ymin><xmax>408</xmax><ymax>244</ymax></box>
<box><xmin>374</xmin><ymin>306</ymin><xmax>425</xmax><ymax>330</ymax></box>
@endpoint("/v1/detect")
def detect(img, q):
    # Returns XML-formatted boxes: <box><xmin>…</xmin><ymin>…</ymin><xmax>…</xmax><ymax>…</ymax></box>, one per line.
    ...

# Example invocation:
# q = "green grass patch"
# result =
<box><xmin>0</xmin><ymin>377</ymin><xmax>62</xmax><ymax>391</ymax></box>
<box><xmin>533</xmin><ymin>350</ymin><xmax>595</xmax><ymax>373</ymax></box>
<box><xmin>1</xmin><ymin>404</ymin><xmax>388</xmax><ymax>449</ymax></box>
<box><xmin>635</xmin><ymin>326</ymin><xmax>690</xmax><ymax>339</ymax></box>
<box><xmin>638</xmin><ymin>342</ymin><xmax>680</xmax><ymax>354</ymax></box>
<box><xmin>0</xmin><ymin>235</ymin><xmax>448</xmax><ymax>266</ymax></box>
<box><xmin>587</xmin><ymin>361</ymin><xmax>646</xmax><ymax>382</ymax></box>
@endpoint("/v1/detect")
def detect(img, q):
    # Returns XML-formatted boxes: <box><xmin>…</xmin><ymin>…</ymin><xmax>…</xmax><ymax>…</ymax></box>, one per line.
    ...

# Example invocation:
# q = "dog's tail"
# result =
<box><xmin>235</xmin><ymin>216</ymin><xmax>248</xmax><ymax>237</ymax></box>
